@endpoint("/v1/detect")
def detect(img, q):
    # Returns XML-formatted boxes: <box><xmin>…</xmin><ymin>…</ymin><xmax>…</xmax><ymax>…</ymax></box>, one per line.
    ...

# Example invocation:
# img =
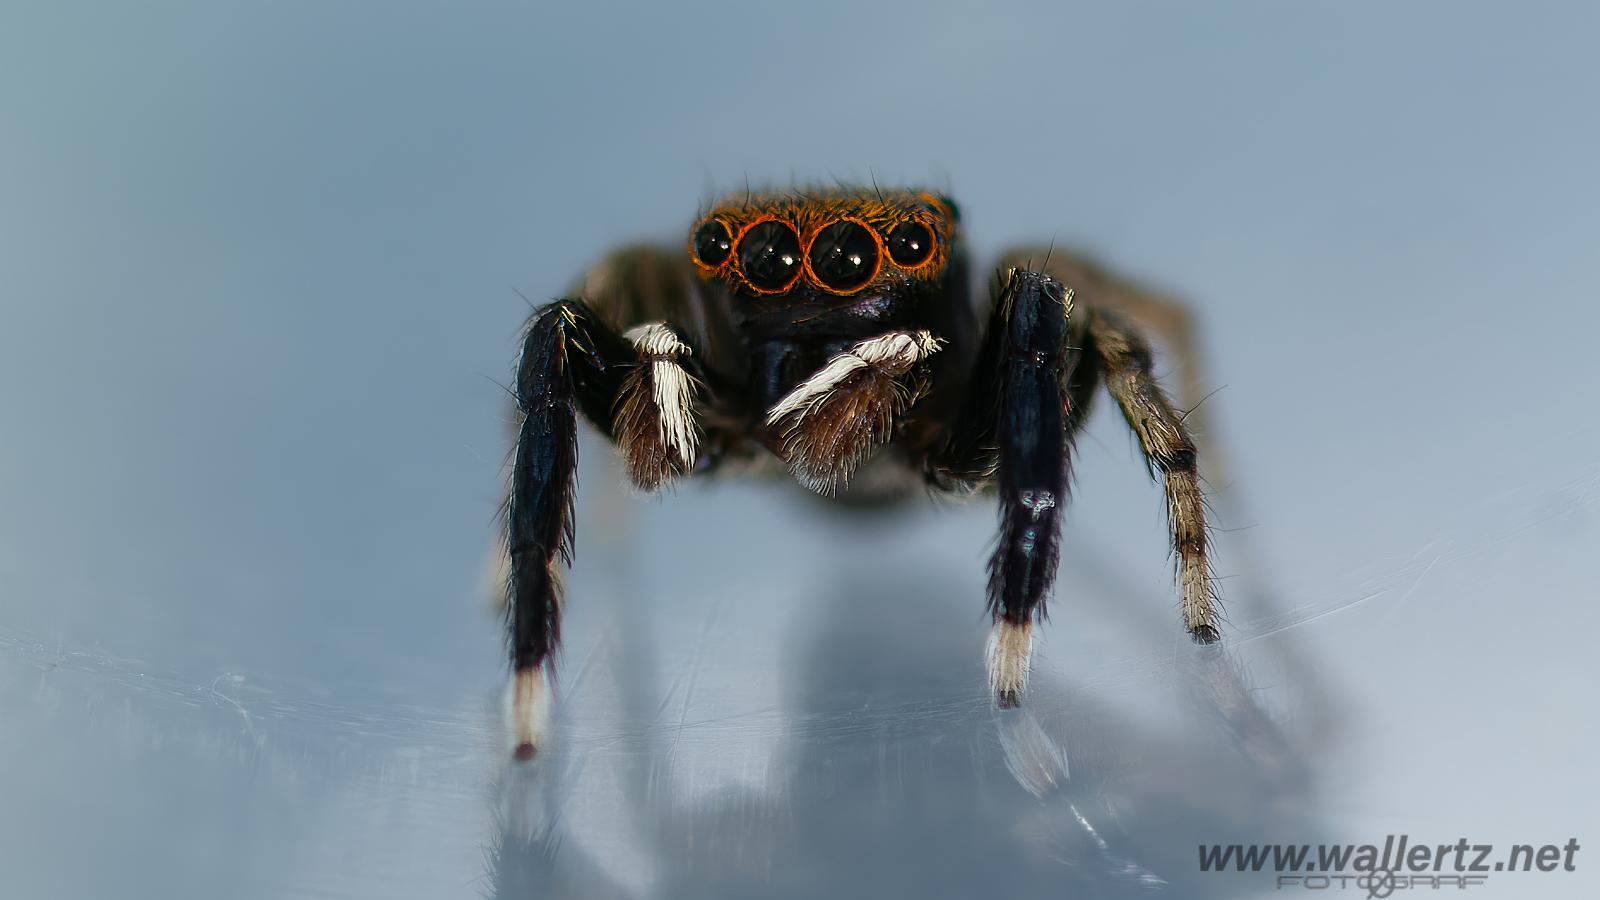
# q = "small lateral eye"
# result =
<box><xmin>887</xmin><ymin>221</ymin><xmax>935</xmax><ymax>267</ymax></box>
<box><xmin>693</xmin><ymin>220</ymin><xmax>732</xmax><ymax>267</ymax></box>
<box><xmin>737</xmin><ymin>221</ymin><xmax>802</xmax><ymax>291</ymax></box>
<box><xmin>808</xmin><ymin>220</ymin><xmax>880</xmax><ymax>292</ymax></box>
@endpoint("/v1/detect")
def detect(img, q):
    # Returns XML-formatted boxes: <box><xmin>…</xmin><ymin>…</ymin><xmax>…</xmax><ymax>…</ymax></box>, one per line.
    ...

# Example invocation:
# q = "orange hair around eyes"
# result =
<box><xmin>688</xmin><ymin>188</ymin><xmax>955</xmax><ymax>296</ymax></box>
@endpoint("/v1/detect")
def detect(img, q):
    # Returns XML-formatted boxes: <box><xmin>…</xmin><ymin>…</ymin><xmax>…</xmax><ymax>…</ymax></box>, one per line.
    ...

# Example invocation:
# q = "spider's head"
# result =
<box><xmin>687</xmin><ymin>187</ymin><xmax>958</xmax><ymax>302</ymax></box>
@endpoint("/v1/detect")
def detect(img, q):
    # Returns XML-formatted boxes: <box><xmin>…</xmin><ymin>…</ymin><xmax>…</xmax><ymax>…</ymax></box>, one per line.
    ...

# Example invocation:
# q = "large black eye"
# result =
<box><xmin>807</xmin><ymin>220</ymin><xmax>880</xmax><ymax>292</ymax></box>
<box><xmin>887</xmin><ymin>221</ymin><xmax>935</xmax><ymax>267</ymax></box>
<box><xmin>693</xmin><ymin>220</ymin><xmax>732</xmax><ymax>266</ymax></box>
<box><xmin>737</xmin><ymin>221</ymin><xmax>802</xmax><ymax>291</ymax></box>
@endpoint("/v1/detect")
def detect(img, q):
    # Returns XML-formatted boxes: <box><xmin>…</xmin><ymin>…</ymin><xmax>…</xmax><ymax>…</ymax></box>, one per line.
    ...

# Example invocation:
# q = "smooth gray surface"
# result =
<box><xmin>3</xmin><ymin>2</ymin><xmax>1597</xmax><ymax>898</ymax></box>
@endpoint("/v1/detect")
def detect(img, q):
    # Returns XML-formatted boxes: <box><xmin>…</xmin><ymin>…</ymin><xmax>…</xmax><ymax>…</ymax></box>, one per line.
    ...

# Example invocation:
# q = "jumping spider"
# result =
<box><xmin>503</xmin><ymin>187</ymin><xmax>1219</xmax><ymax>758</ymax></box>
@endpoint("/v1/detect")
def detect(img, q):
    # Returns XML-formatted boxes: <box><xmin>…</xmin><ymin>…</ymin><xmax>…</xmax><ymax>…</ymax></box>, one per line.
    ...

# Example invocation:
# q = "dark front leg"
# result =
<box><xmin>505</xmin><ymin>299</ymin><xmax>704</xmax><ymax>757</ymax></box>
<box><xmin>932</xmin><ymin>269</ymin><xmax>1086</xmax><ymax>707</ymax></box>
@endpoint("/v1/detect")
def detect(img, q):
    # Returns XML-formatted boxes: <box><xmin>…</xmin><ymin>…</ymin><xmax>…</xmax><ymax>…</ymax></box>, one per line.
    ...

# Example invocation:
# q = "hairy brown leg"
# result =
<box><xmin>1088</xmin><ymin>307</ymin><xmax>1219</xmax><ymax>641</ymax></box>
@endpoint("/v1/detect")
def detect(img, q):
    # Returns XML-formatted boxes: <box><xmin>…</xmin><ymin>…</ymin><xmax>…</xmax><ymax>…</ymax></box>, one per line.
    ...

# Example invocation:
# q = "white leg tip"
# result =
<box><xmin>507</xmin><ymin>667</ymin><xmax>551</xmax><ymax>760</ymax></box>
<box><xmin>986</xmin><ymin>619</ymin><xmax>1034</xmax><ymax>708</ymax></box>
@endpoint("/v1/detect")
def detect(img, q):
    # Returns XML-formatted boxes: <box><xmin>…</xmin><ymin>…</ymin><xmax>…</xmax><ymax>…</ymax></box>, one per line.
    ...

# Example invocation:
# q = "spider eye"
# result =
<box><xmin>737</xmin><ymin>221</ymin><xmax>802</xmax><ymax>291</ymax></box>
<box><xmin>886</xmin><ymin>221</ymin><xmax>935</xmax><ymax>267</ymax></box>
<box><xmin>807</xmin><ymin>220</ymin><xmax>880</xmax><ymax>292</ymax></box>
<box><xmin>693</xmin><ymin>220</ymin><xmax>732</xmax><ymax>267</ymax></box>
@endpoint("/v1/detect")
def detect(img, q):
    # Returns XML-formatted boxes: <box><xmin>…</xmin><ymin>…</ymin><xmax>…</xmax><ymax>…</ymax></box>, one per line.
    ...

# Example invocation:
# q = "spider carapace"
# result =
<box><xmin>503</xmin><ymin>187</ymin><xmax>1219</xmax><ymax>757</ymax></box>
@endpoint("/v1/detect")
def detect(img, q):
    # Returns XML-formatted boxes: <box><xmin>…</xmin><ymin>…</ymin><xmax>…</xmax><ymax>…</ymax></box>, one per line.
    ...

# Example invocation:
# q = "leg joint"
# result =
<box><xmin>1159</xmin><ymin>445</ymin><xmax>1198</xmax><ymax>474</ymax></box>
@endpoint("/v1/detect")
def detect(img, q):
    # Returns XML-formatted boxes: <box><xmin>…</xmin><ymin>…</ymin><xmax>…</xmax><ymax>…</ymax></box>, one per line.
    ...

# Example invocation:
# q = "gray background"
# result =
<box><xmin>3</xmin><ymin>2</ymin><xmax>1597</xmax><ymax>898</ymax></box>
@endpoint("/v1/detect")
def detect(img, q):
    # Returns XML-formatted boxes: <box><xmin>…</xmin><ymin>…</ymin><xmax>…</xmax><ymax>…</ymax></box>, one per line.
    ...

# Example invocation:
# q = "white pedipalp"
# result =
<box><xmin>764</xmin><ymin>329</ymin><xmax>942</xmax><ymax>428</ymax></box>
<box><xmin>764</xmin><ymin>354</ymin><xmax>869</xmax><ymax>426</ymax></box>
<box><xmin>624</xmin><ymin>323</ymin><xmax>699</xmax><ymax>468</ymax></box>
<box><xmin>851</xmin><ymin>330</ymin><xmax>943</xmax><ymax>368</ymax></box>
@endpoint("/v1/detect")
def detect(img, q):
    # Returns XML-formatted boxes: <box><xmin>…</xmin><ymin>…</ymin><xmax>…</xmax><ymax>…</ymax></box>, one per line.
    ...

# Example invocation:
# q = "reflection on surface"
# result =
<box><xmin>486</xmin><ymin>469</ymin><xmax>1335</xmax><ymax>898</ymax></box>
<box><xmin>7</xmin><ymin>449</ymin><xmax>1598</xmax><ymax>899</ymax></box>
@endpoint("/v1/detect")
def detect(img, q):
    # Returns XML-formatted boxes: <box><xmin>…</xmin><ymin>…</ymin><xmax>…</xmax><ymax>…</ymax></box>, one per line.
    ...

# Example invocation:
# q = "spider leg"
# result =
<box><xmin>506</xmin><ymin>297</ymin><xmax>707</xmax><ymax>757</ymax></box>
<box><xmin>1088</xmin><ymin>307</ymin><xmax>1219</xmax><ymax>642</ymax></box>
<box><xmin>994</xmin><ymin>247</ymin><xmax>1223</xmax><ymax>642</ymax></box>
<box><xmin>992</xmin><ymin>247</ymin><xmax>1345</xmax><ymax>787</ymax></box>
<box><xmin>992</xmin><ymin>246</ymin><xmax>1203</xmax><ymax>416</ymax></box>
<box><xmin>931</xmin><ymin>268</ymin><xmax>1089</xmax><ymax>707</ymax></box>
